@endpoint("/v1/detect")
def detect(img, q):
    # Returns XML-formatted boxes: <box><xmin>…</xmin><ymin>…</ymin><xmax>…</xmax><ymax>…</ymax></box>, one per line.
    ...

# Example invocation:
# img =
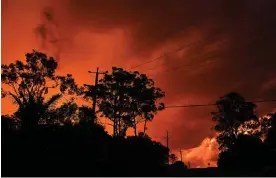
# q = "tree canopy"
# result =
<box><xmin>1</xmin><ymin>50</ymin><xmax>80</xmax><ymax>131</ymax></box>
<box><xmin>217</xmin><ymin>134</ymin><xmax>265</xmax><ymax>170</ymax></box>
<box><xmin>211</xmin><ymin>92</ymin><xmax>258</xmax><ymax>151</ymax></box>
<box><xmin>83</xmin><ymin>67</ymin><xmax>165</xmax><ymax>137</ymax></box>
<box><xmin>263</xmin><ymin>113</ymin><xmax>276</xmax><ymax>149</ymax></box>
<box><xmin>212</xmin><ymin>93</ymin><xmax>276</xmax><ymax>171</ymax></box>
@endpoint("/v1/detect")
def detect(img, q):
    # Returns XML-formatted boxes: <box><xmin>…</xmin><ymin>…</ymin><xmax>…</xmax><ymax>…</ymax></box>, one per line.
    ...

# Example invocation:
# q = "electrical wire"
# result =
<box><xmin>165</xmin><ymin>99</ymin><xmax>276</xmax><ymax>109</ymax></box>
<box><xmin>129</xmin><ymin>28</ymin><xmax>225</xmax><ymax>70</ymax></box>
<box><xmin>130</xmin><ymin>20</ymin><xmax>276</xmax><ymax>73</ymax></box>
<box><xmin>150</xmin><ymin>21</ymin><xmax>276</xmax><ymax>76</ymax></box>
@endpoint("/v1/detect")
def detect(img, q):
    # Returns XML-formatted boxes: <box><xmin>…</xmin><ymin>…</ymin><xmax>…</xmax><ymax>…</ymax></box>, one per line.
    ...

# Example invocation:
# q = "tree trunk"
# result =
<box><xmin>133</xmin><ymin>117</ymin><xmax>137</xmax><ymax>136</ymax></box>
<box><xmin>122</xmin><ymin>125</ymin><xmax>127</xmax><ymax>137</ymax></box>
<box><xmin>21</xmin><ymin>111</ymin><xmax>38</xmax><ymax>133</ymax></box>
<box><xmin>143</xmin><ymin>120</ymin><xmax>147</xmax><ymax>136</ymax></box>
<box><xmin>113</xmin><ymin>119</ymin><xmax>117</xmax><ymax>137</ymax></box>
<box><xmin>118</xmin><ymin>118</ymin><xmax>121</xmax><ymax>136</ymax></box>
<box><xmin>134</xmin><ymin>124</ymin><xmax>137</xmax><ymax>136</ymax></box>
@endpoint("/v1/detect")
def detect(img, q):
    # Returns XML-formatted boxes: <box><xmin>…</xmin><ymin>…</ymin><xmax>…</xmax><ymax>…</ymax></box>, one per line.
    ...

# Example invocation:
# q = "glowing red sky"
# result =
<box><xmin>2</xmin><ymin>0</ymin><xmax>276</xmax><ymax>167</ymax></box>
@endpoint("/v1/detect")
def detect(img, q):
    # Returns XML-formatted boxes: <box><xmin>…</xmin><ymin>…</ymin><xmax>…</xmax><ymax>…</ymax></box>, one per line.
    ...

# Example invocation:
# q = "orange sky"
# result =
<box><xmin>2</xmin><ymin>0</ymin><xmax>276</xmax><ymax>167</ymax></box>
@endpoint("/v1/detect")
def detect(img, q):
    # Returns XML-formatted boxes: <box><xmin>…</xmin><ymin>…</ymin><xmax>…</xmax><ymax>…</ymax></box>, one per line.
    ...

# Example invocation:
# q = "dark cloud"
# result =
<box><xmin>37</xmin><ymin>0</ymin><xmax>276</xmax><ymax>150</ymax></box>
<box><xmin>55</xmin><ymin>0</ymin><xmax>244</xmax><ymax>54</ymax></box>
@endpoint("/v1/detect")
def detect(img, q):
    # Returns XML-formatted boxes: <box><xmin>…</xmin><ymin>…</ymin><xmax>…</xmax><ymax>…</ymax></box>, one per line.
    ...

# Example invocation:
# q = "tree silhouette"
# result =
<box><xmin>41</xmin><ymin>99</ymin><xmax>79</xmax><ymax>125</ymax></box>
<box><xmin>212</xmin><ymin>93</ymin><xmax>276</xmax><ymax>173</ymax></box>
<box><xmin>83</xmin><ymin>67</ymin><xmax>165</xmax><ymax>137</ymax></box>
<box><xmin>1</xmin><ymin>51</ymin><xmax>182</xmax><ymax>177</ymax></box>
<box><xmin>262</xmin><ymin>112</ymin><xmax>276</xmax><ymax>149</ymax></box>
<box><xmin>169</xmin><ymin>161</ymin><xmax>189</xmax><ymax>176</ymax></box>
<box><xmin>211</xmin><ymin>92</ymin><xmax>258</xmax><ymax>151</ymax></box>
<box><xmin>1</xmin><ymin>114</ymin><xmax>21</xmax><ymax>133</ymax></box>
<box><xmin>123</xmin><ymin>133</ymin><xmax>169</xmax><ymax>167</ymax></box>
<box><xmin>1</xmin><ymin>50</ymin><xmax>79</xmax><ymax>133</ymax></box>
<box><xmin>169</xmin><ymin>153</ymin><xmax>177</xmax><ymax>164</ymax></box>
<box><xmin>78</xmin><ymin>106</ymin><xmax>94</xmax><ymax>123</ymax></box>
<box><xmin>217</xmin><ymin>134</ymin><xmax>265</xmax><ymax>170</ymax></box>
<box><xmin>262</xmin><ymin>113</ymin><xmax>276</xmax><ymax>169</ymax></box>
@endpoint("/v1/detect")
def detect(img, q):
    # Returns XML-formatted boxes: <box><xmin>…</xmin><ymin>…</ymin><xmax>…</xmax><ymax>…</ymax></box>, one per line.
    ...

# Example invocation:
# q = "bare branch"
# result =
<box><xmin>8</xmin><ymin>92</ymin><xmax>23</xmax><ymax>108</ymax></box>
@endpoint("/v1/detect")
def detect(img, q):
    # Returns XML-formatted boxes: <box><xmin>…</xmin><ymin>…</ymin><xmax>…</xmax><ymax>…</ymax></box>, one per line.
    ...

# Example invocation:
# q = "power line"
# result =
<box><xmin>159</xmin><ymin>47</ymin><xmax>222</xmax><ymax>74</ymax></box>
<box><xmin>129</xmin><ymin>7</ymin><xmax>274</xmax><ymax>71</ymax></box>
<box><xmin>122</xmin><ymin>27</ymin><xmax>192</xmax><ymax>66</ymax></box>
<box><xmin>129</xmin><ymin>24</ymin><xmax>243</xmax><ymax>70</ymax></box>
<box><xmin>149</xmin><ymin>21</ymin><xmax>276</xmax><ymax>76</ymax></box>
<box><xmin>165</xmin><ymin>99</ymin><xmax>276</xmax><ymax>109</ymax></box>
<box><xmin>130</xmin><ymin>55</ymin><xmax>165</xmax><ymax>70</ymax></box>
<box><xmin>130</xmin><ymin>19</ymin><xmax>276</xmax><ymax>72</ymax></box>
<box><xmin>129</xmin><ymin>28</ymin><xmax>225</xmax><ymax>70</ymax></box>
<box><xmin>146</xmin><ymin>40</ymin><xmax>225</xmax><ymax>73</ymax></box>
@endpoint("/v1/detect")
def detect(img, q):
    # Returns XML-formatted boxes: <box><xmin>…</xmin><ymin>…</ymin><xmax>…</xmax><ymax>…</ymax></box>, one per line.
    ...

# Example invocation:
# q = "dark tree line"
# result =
<box><xmin>1</xmin><ymin>51</ymin><xmax>189</xmax><ymax>176</ymax></box>
<box><xmin>211</xmin><ymin>92</ymin><xmax>276</xmax><ymax>175</ymax></box>
<box><xmin>1</xmin><ymin>51</ymin><xmax>165</xmax><ymax>136</ymax></box>
<box><xmin>2</xmin><ymin>50</ymin><xmax>275</xmax><ymax>176</ymax></box>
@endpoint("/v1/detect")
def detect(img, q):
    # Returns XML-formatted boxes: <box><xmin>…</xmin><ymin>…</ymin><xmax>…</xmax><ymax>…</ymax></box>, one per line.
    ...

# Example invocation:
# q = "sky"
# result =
<box><xmin>2</xmin><ymin>0</ymin><xmax>276</xmax><ymax>167</ymax></box>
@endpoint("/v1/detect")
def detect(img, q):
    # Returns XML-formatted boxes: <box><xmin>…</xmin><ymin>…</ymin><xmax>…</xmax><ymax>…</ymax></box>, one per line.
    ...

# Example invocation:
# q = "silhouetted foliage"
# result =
<box><xmin>78</xmin><ymin>105</ymin><xmax>94</xmax><ymax>123</ymax></box>
<box><xmin>169</xmin><ymin>161</ymin><xmax>189</xmax><ymax>176</ymax></box>
<box><xmin>169</xmin><ymin>153</ymin><xmax>177</xmax><ymax>164</ymax></box>
<box><xmin>40</xmin><ymin>99</ymin><xmax>79</xmax><ymax>125</ymax></box>
<box><xmin>260</xmin><ymin>113</ymin><xmax>276</xmax><ymax>168</ymax></box>
<box><xmin>1</xmin><ymin>114</ymin><xmax>20</xmax><ymax>134</ymax></box>
<box><xmin>2</xmin><ymin>121</ymin><xmax>112</xmax><ymax>176</ymax></box>
<box><xmin>2</xmin><ymin>120</ymin><xmax>171</xmax><ymax>176</ymax></box>
<box><xmin>217</xmin><ymin>134</ymin><xmax>265</xmax><ymax>170</ymax></box>
<box><xmin>263</xmin><ymin>113</ymin><xmax>276</xmax><ymax>149</ymax></box>
<box><xmin>211</xmin><ymin>92</ymin><xmax>258</xmax><ymax>151</ymax></box>
<box><xmin>1</xmin><ymin>50</ymin><xmax>80</xmax><ymax>132</ymax></box>
<box><xmin>122</xmin><ymin>133</ymin><xmax>169</xmax><ymax>167</ymax></box>
<box><xmin>212</xmin><ymin>93</ymin><xmax>276</xmax><ymax>174</ymax></box>
<box><xmin>83</xmin><ymin>67</ymin><xmax>165</xmax><ymax>137</ymax></box>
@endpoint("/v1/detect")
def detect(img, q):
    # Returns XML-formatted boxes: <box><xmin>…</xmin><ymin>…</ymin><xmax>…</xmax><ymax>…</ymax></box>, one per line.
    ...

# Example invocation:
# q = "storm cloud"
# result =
<box><xmin>3</xmin><ymin>0</ymin><xmax>276</xmax><ymax>166</ymax></box>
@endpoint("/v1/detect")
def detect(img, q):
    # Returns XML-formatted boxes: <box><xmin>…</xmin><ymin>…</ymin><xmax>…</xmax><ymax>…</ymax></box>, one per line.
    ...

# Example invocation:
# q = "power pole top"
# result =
<box><xmin>87</xmin><ymin>67</ymin><xmax>106</xmax><ymax>124</ymax></box>
<box><xmin>88</xmin><ymin>70</ymin><xmax>106</xmax><ymax>74</ymax></box>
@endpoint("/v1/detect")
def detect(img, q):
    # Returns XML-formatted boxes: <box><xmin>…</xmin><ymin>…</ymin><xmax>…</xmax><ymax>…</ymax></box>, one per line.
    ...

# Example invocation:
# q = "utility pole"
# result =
<box><xmin>165</xmin><ymin>130</ymin><xmax>171</xmax><ymax>165</ymax></box>
<box><xmin>166</xmin><ymin>130</ymin><xmax>169</xmax><ymax>150</ymax></box>
<box><xmin>162</xmin><ymin>130</ymin><xmax>172</xmax><ymax>164</ymax></box>
<box><xmin>179</xmin><ymin>148</ymin><xmax>183</xmax><ymax>162</ymax></box>
<box><xmin>87</xmin><ymin>67</ymin><xmax>106</xmax><ymax>123</ymax></box>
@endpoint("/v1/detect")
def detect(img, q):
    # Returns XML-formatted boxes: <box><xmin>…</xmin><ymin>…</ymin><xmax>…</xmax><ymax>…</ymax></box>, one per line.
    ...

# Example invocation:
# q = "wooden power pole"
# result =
<box><xmin>166</xmin><ymin>130</ymin><xmax>169</xmax><ymax>150</ymax></box>
<box><xmin>165</xmin><ymin>130</ymin><xmax>171</xmax><ymax>164</ymax></box>
<box><xmin>179</xmin><ymin>148</ymin><xmax>183</xmax><ymax>162</ymax></box>
<box><xmin>87</xmin><ymin>67</ymin><xmax>106</xmax><ymax>123</ymax></box>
